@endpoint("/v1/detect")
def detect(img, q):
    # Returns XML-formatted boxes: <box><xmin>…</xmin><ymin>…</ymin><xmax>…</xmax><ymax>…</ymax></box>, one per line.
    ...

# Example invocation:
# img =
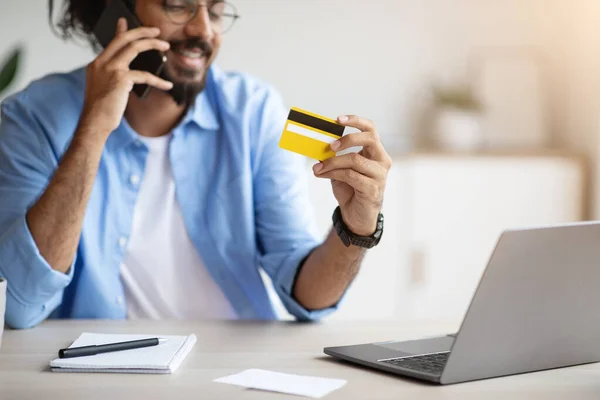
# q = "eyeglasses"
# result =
<box><xmin>162</xmin><ymin>0</ymin><xmax>240</xmax><ymax>33</ymax></box>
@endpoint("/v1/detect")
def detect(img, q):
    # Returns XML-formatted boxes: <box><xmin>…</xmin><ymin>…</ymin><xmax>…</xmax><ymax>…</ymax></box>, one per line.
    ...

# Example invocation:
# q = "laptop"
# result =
<box><xmin>324</xmin><ymin>222</ymin><xmax>600</xmax><ymax>384</ymax></box>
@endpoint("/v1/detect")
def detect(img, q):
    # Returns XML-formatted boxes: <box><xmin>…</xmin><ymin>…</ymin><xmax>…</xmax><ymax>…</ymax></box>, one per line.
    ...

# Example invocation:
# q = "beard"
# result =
<box><xmin>159</xmin><ymin>38</ymin><xmax>214</xmax><ymax>107</ymax></box>
<box><xmin>159</xmin><ymin>66</ymin><xmax>207</xmax><ymax>107</ymax></box>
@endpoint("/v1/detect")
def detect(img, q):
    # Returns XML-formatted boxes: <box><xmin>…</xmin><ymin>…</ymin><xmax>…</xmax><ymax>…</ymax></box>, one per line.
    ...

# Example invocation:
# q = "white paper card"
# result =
<box><xmin>214</xmin><ymin>369</ymin><xmax>347</xmax><ymax>399</ymax></box>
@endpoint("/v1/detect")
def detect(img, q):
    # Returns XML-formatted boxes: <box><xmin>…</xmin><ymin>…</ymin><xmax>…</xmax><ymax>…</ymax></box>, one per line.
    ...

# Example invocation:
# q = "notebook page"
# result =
<box><xmin>50</xmin><ymin>333</ymin><xmax>196</xmax><ymax>370</ymax></box>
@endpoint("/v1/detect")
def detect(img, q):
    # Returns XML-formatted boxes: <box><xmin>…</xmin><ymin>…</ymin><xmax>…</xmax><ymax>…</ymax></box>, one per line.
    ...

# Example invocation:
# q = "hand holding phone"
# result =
<box><xmin>93</xmin><ymin>0</ymin><xmax>168</xmax><ymax>99</ymax></box>
<box><xmin>80</xmin><ymin>18</ymin><xmax>173</xmax><ymax>137</ymax></box>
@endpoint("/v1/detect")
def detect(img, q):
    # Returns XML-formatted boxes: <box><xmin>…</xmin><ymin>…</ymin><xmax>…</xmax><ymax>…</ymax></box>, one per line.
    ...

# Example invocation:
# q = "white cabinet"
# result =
<box><xmin>266</xmin><ymin>153</ymin><xmax>585</xmax><ymax>322</ymax></box>
<box><xmin>401</xmin><ymin>154</ymin><xmax>585</xmax><ymax>322</ymax></box>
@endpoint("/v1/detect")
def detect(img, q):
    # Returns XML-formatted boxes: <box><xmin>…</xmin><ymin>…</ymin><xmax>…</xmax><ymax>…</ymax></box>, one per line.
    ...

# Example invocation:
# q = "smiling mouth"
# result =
<box><xmin>173</xmin><ymin>47</ymin><xmax>204</xmax><ymax>59</ymax></box>
<box><xmin>169</xmin><ymin>47</ymin><xmax>208</xmax><ymax>72</ymax></box>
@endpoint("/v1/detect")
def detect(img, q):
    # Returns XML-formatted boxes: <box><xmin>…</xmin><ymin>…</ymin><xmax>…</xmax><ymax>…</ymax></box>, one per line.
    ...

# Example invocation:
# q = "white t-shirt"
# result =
<box><xmin>120</xmin><ymin>134</ymin><xmax>237</xmax><ymax>320</ymax></box>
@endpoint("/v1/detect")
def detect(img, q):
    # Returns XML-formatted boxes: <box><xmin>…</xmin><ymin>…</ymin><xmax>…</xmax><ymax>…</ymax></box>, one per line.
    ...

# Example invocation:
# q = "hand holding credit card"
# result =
<box><xmin>279</xmin><ymin>108</ymin><xmax>393</xmax><ymax>238</ymax></box>
<box><xmin>279</xmin><ymin>107</ymin><xmax>345</xmax><ymax>161</ymax></box>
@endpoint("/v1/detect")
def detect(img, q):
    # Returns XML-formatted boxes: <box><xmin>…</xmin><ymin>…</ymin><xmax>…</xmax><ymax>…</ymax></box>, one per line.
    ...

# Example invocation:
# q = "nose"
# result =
<box><xmin>184</xmin><ymin>6</ymin><xmax>215</xmax><ymax>40</ymax></box>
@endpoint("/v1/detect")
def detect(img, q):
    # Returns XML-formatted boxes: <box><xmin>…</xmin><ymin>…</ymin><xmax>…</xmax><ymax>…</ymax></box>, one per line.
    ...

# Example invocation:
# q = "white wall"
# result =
<box><xmin>557</xmin><ymin>2</ymin><xmax>600</xmax><ymax>218</ymax></box>
<box><xmin>0</xmin><ymin>0</ymin><xmax>95</xmax><ymax>94</ymax></box>
<box><xmin>1</xmin><ymin>0</ymin><xmax>571</xmax><ymax>154</ymax></box>
<box><xmin>217</xmin><ymin>0</ymin><xmax>569</xmax><ymax>152</ymax></box>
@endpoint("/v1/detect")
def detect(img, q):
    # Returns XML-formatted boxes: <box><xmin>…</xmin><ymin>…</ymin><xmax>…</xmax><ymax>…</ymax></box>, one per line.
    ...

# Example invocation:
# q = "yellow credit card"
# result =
<box><xmin>279</xmin><ymin>107</ymin><xmax>345</xmax><ymax>161</ymax></box>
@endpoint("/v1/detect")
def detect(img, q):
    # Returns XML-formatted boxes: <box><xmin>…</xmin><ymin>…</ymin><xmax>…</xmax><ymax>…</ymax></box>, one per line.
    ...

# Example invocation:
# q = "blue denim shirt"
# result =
<box><xmin>0</xmin><ymin>65</ymin><xmax>339</xmax><ymax>329</ymax></box>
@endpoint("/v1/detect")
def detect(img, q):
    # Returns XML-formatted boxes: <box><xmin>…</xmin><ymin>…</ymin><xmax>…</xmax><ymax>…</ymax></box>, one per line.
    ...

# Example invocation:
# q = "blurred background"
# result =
<box><xmin>1</xmin><ymin>0</ymin><xmax>599</xmax><ymax>323</ymax></box>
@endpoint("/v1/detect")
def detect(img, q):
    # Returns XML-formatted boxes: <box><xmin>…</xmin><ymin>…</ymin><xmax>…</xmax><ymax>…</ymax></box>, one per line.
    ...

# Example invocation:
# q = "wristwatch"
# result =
<box><xmin>332</xmin><ymin>206</ymin><xmax>384</xmax><ymax>248</ymax></box>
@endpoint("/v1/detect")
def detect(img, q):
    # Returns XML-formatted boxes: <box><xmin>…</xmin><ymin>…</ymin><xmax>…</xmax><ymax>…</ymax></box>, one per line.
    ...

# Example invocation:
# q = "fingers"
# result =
<box><xmin>113</xmin><ymin>38</ymin><xmax>169</xmax><ymax>69</ymax></box>
<box><xmin>314</xmin><ymin>152</ymin><xmax>386</xmax><ymax>181</ymax></box>
<box><xmin>97</xmin><ymin>19</ymin><xmax>162</xmax><ymax>64</ymax></box>
<box><xmin>330</xmin><ymin>132</ymin><xmax>391</xmax><ymax>166</ymax></box>
<box><xmin>117</xmin><ymin>16</ymin><xmax>127</xmax><ymax>34</ymax></box>
<box><xmin>316</xmin><ymin>168</ymin><xmax>380</xmax><ymax>196</ymax></box>
<box><xmin>125</xmin><ymin>70</ymin><xmax>173</xmax><ymax>92</ymax></box>
<box><xmin>337</xmin><ymin>114</ymin><xmax>375</xmax><ymax>132</ymax></box>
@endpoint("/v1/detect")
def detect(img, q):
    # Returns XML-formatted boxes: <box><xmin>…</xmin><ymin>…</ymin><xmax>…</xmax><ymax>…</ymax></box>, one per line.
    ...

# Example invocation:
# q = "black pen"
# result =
<box><xmin>58</xmin><ymin>337</ymin><xmax>168</xmax><ymax>359</ymax></box>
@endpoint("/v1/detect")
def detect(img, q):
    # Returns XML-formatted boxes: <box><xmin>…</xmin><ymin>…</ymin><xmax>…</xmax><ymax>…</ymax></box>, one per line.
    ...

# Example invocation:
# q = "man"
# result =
<box><xmin>0</xmin><ymin>0</ymin><xmax>391</xmax><ymax>329</ymax></box>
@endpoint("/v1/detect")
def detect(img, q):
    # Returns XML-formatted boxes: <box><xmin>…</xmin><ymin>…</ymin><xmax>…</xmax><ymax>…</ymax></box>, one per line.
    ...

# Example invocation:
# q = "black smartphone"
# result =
<box><xmin>93</xmin><ymin>0</ymin><xmax>167</xmax><ymax>99</ymax></box>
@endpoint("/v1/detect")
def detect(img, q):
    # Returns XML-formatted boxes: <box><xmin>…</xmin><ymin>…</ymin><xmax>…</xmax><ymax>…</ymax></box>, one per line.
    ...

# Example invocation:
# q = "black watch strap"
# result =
<box><xmin>332</xmin><ymin>206</ymin><xmax>384</xmax><ymax>248</ymax></box>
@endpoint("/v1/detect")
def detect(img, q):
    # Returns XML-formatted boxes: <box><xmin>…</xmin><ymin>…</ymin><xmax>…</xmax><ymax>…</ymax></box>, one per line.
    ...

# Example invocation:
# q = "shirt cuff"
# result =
<box><xmin>0</xmin><ymin>215</ymin><xmax>74</xmax><ymax>306</ymax></box>
<box><xmin>274</xmin><ymin>244</ymin><xmax>347</xmax><ymax>321</ymax></box>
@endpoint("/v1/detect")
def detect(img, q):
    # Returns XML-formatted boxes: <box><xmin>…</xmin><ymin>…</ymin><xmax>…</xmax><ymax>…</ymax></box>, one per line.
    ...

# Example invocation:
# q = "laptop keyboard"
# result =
<box><xmin>380</xmin><ymin>352</ymin><xmax>450</xmax><ymax>376</ymax></box>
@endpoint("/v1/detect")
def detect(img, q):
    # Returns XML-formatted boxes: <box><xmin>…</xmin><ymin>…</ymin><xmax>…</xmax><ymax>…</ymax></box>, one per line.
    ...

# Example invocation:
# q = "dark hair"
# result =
<box><xmin>48</xmin><ymin>0</ymin><xmax>138</xmax><ymax>49</ymax></box>
<box><xmin>48</xmin><ymin>0</ymin><xmax>107</xmax><ymax>44</ymax></box>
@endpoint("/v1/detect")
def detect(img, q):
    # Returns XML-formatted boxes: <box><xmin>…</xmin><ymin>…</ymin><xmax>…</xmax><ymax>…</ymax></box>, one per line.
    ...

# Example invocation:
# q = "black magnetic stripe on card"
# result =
<box><xmin>287</xmin><ymin>110</ymin><xmax>344</xmax><ymax>137</ymax></box>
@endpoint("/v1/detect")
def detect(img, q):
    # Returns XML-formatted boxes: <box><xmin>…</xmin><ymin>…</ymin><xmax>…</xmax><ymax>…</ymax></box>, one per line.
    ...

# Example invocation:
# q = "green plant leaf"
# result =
<box><xmin>0</xmin><ymin>47</ymin><xmax>22</xmax><ymax>96</ymax></box>
<box><xmin>432</xmin><ymin>84</ymin><xmax>482</xmax><ymax>112</ymax></box>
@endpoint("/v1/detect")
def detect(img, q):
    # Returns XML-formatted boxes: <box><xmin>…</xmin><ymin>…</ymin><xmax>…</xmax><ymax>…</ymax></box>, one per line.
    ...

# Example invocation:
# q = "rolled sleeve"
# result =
<box><xmin>271</xmin><ymin>243</ymin><xmax>344</xmax><ymax>321</ymax></box>
<box><xmin>0</xmin><ymin>216</ymin><xmax>74</xmax><ymax>329</ymax></box>
<box><xmin>0</xmin><ymin>95</ymin><xmax>74</xmax><ymax>328</ymax></box>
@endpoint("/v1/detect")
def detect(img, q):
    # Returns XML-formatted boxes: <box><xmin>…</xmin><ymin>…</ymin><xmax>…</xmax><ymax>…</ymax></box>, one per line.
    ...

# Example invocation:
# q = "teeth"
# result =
<box><xmin>176</xmin><ymin>49</ymin><xmax>202</xmax><ymax>59</ymax></box>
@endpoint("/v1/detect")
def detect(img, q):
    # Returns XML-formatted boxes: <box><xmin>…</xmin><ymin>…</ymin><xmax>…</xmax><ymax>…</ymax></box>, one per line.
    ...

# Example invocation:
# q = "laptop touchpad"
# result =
<box><xmin>374</xmin><ymin>336</ymin><xmax>454</xmax><ymax>356</ymax></box>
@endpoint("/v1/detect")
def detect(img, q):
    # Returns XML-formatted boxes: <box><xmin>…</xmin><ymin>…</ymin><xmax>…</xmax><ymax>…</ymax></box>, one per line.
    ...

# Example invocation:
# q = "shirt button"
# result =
<box><xmin>134</xmin><ymin>140</ymin><xmax>143</xmax><ymax>147</ymax></box>
<box><xmin>129</xmin><ymin>175</ymin><xmax>140</xmax><ymax>186</ymax></box>
<box><xmin>119</xmin><ymin>237</ymin><xmax>127</xmax><ymax>248</ymax></box>
<box><xmin>116</xmin><ymin>296</ymin><xmax>124</xmax><ymax>305</ymax></box>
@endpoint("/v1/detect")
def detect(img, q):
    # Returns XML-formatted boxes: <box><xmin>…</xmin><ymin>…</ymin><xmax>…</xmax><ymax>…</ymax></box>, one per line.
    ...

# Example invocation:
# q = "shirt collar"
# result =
<box><xmin>181</xmin><ymin>65</ymin><xmax>221</xmax><ymax>131</ymax></box>
<box><xmin>105</xmin><ymin>66</ymin><xmax>221</xmax><ymax>150</ymax></box>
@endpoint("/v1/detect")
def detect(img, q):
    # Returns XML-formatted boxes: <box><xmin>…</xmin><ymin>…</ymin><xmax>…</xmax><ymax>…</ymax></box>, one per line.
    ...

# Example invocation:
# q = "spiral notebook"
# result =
<box><xmin>50</xmin><ymin>332</ymin><xmax>197</xmax><ymax>374</ymax></box>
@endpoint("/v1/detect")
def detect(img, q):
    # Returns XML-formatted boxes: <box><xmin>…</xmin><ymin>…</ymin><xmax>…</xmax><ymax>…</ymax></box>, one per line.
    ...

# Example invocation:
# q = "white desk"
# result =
<box><xmin>1</xmin><ymin>319</ymin><xmax>600</xmax><ymax>400</ymax></box>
